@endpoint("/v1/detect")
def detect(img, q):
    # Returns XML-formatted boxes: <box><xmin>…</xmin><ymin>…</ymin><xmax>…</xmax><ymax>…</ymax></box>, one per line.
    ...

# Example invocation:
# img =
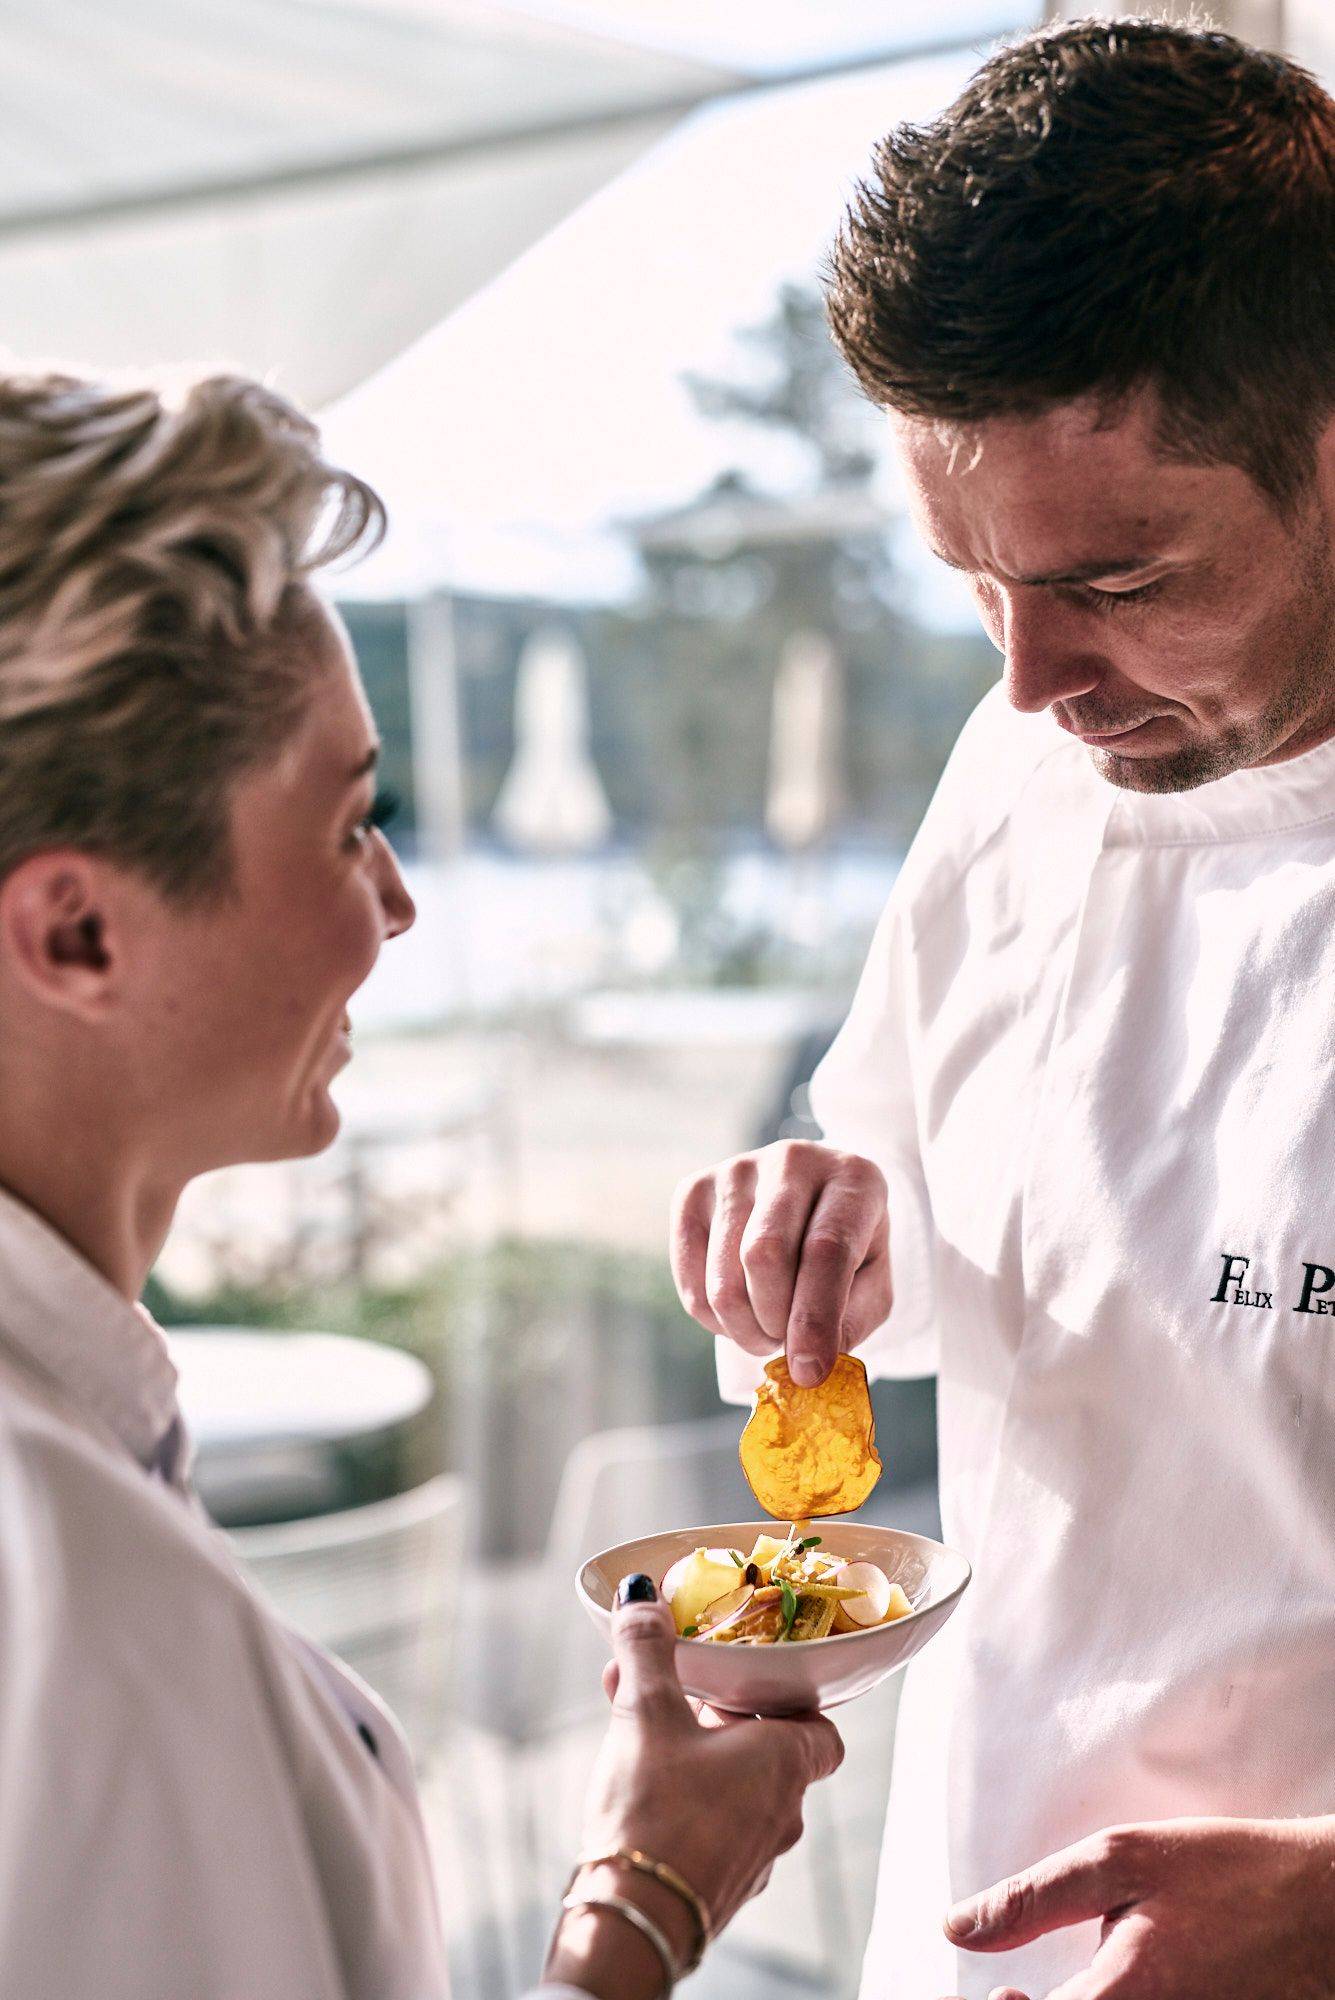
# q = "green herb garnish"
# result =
<box><xmin>779</xmin><ymin>1580</ymin><xmax>798</xmax><ymax>1637</ymax></box>
<box><xmin>682</xmin><ymin>1625</ymin><xmax>699</xmax><ymax>1637</ymax></box>
<box><xmin>728</xmin><ymin>1550</ymin><xmax>744</xmax><ymax>1566</ymax></box>
<box><xmin>797</xmin><ymin>1536</ymin><xmax>822</xmax><ymax>1550</ymax></box>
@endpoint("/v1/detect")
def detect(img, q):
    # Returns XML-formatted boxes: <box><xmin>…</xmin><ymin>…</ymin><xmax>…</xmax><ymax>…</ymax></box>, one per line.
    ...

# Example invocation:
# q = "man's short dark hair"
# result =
<box><xmin>826</xmin><ymin>16</ymin><xmax>1335</xmax><ymax>507</ymax></box>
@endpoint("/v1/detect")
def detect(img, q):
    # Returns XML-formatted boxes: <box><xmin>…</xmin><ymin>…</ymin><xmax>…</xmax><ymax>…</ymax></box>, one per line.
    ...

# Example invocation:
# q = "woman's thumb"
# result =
<box><xmin>611</xmin><ymin>1576</ymin><xmax>689</xmax><ymax>1725</ymax></box>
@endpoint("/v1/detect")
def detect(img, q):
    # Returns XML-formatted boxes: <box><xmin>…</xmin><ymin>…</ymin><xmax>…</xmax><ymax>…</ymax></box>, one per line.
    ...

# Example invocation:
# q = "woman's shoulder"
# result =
<box><xmin>0</xmin><ymin>1348</ymin><xmax>271</xmax><ymax>1685</ymax></box>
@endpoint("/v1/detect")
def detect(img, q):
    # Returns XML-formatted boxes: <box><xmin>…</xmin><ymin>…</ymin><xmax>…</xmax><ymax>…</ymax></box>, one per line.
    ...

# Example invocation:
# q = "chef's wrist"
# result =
<box><xmin>542</xmin><ymin>1861</ymin><xmax>699</xmax><ymax>1999</ymax></box>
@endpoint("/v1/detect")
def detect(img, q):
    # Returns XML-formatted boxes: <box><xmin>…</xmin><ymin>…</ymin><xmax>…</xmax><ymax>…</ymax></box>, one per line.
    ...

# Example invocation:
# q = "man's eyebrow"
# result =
<box><xmin>346</xmin><ymin>744</ymin><xmax>381</xmax><ymax>784</ymax></box>
<box><xmin>929</xmin><ymin>548</ymin><xmax>1163</xmax><ymax>586</ymax></box>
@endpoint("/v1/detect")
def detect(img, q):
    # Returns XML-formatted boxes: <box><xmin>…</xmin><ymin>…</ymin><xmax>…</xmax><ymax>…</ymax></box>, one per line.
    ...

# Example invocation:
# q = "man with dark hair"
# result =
<box><xmin>673</xmin><ymin>18</ymin><xmax>1335</xmax><ymax>1998</ymax></box>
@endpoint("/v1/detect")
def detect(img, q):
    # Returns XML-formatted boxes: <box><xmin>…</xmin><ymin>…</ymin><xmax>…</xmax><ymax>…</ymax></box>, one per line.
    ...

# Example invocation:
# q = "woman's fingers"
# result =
<box><xmin>776</xmin><ymin>1710</ymin><xmax>845</xmax><ymax>1785</ymax></box>
<box><xmin>608</xmin><ymin>1595</ymin><xmax>692</xmax><ymax>1730</ymax></box>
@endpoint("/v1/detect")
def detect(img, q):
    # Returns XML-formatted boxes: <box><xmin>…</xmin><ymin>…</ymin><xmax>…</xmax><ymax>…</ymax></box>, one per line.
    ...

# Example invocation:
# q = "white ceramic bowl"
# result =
<box><xmin>577</xmin><ymin>1518</ymin><xmax>970</xmax><ymax>1715</ymax></box>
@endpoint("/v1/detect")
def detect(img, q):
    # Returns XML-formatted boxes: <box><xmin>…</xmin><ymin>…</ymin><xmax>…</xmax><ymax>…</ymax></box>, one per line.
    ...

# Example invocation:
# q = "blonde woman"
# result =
<box><xmin>0</xmin><ymin>371</ymin><xmax>841</xmax><ymax>2000</ymax></box>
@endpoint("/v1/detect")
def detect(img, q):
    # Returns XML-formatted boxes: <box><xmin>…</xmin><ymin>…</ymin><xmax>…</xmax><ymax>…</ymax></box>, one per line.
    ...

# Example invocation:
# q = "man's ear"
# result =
<box><xmin>0</xmin><ymin>851</ymin><xmax>121</xmax><ymax>1018</ymax></box>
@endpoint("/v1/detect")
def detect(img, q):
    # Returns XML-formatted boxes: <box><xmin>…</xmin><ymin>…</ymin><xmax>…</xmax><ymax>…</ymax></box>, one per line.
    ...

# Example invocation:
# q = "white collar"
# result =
<box><xmin>1099</xmin><ymin>727</ymin><xmax>1335</xmax><ymax>847</ymax></box>
<box><xmin>0</xmin><ymin>1182</ymin><xmax>183</xmax><ymax>1479</ymax></box>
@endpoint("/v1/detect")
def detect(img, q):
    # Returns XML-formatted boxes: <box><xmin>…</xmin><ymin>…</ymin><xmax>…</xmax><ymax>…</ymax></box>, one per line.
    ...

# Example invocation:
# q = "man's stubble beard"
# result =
<box><xmin>1090</xmin><ymin>521</ymin><xmax>1335</xmax><ymax>796</ymax></box>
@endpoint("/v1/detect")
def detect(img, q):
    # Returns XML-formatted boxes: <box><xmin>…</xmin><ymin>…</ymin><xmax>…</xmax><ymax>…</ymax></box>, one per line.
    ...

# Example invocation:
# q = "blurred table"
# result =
<box><xmin>167</xmin><ymin>1328</ymin><xmax>437</xmax><ymax>1529</ymax></box>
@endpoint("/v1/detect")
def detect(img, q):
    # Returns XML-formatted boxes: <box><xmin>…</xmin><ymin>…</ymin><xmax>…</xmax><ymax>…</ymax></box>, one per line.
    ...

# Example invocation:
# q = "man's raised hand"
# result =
<box><xmin>670</xmin><ymin>1140</ymin><xmax>891</xmax><ymax>1385</ymax></box>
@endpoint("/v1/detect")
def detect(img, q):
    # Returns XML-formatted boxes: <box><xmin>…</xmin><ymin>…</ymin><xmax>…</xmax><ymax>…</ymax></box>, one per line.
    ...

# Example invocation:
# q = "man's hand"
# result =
<box><xmin>670</xmin><ymin>1140</ymin><xmax>891</xmax><ymax>1385</ymax></box>
<box><xmin>938</xmin><ymin>1815</ymin><xmax>1335</xmax><ymax>2000</ymax></box>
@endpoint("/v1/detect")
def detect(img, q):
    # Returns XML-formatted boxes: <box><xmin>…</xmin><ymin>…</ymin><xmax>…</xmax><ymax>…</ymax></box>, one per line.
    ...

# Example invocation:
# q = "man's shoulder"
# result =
<box><xmin>898</xmin><ymin>684</ymin><xmax>1094</xmax><ymax>910</ymax></box>
<box><xmin>935</xmin><ymin>682</ymin><xmax>1085</xmax><ymax>840</ymax></box>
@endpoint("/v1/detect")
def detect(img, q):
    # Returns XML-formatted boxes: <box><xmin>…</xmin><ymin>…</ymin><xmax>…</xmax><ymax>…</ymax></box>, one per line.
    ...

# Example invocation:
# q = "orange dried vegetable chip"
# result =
<box><xmin>739</xmin><ymin>1353</ymin><xmax>882</xmax><ymax>1519</ymax></box>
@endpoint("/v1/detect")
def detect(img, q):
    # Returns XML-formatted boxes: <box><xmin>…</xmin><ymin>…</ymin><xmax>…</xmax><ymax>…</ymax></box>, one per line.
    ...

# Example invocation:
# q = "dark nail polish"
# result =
<box><xmin>617</xmin><ymin>1572</ymin><xmax>657</xmax><ymax>1605</ymax></box>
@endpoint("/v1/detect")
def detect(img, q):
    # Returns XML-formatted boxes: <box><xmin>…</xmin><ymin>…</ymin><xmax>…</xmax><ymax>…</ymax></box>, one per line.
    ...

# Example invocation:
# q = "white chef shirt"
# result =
<box><xmin>721</xmin><ymin>684</ymin><xmax>1335</xmax><ymax>1998</ymax></box>
<box><xmin>0</xmin><ymin>1183</ymin><xmax>584</xmax><ymax>2000</ymax></box>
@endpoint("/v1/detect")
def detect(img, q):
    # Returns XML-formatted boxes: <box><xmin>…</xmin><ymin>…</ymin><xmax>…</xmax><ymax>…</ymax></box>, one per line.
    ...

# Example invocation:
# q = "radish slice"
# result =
<box><xmin>695</xmin><ymin>1583</ymin><xmax>756</xmax><ymax>1635</ymax></box>
<box><xmin>831</xmin><ymin>1562</ymin><xmax>894</xmax><ymax>1631</ymax></box>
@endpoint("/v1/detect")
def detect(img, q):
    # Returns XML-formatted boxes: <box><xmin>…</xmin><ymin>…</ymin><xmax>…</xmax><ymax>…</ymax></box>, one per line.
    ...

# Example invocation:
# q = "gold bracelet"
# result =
<box><xmin>561</xmin><ymin>1891</ymin><xmax>678</xmax><ymax>1995</ymax></box>
<box><xmin>568</xmin><ymin>1848</ymin><xmax>712</xmax><ymax>1973</ymax></box>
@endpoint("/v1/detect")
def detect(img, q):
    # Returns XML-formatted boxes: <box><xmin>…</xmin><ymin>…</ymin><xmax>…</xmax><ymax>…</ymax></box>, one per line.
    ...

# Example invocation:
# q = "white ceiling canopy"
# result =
<box><xmin>0</xmin><ymin>0</ymin><xmax>741</xmax><ymax>407</ymax></box>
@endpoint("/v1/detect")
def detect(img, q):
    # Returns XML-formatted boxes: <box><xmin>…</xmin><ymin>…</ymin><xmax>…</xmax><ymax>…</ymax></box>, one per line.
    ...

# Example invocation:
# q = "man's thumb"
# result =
<box><xmin>611</xmin><ymin>1576</ymin><xmax>689</xmax><ymax>1725</ymax></box>
<box><xmin>945</xmin><ymin>1828</ymin><xmax>1143</xmax><ymax>1952</ymax></box>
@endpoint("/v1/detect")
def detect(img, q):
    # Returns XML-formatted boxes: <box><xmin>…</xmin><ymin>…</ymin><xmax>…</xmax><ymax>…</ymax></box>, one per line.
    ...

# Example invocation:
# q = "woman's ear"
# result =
<box><xmin>0</xmin><ymin>852</ymin><xmax>119</xmax><ymax>1018</ymax></box>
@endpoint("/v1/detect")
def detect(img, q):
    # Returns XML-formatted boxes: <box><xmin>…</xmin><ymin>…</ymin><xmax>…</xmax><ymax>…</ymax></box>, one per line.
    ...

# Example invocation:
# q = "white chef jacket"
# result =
<box><xmin>721</xmin><ymin>683</ymin><xmax>1335</xmax><ymax>1998</ymax></box>
<box><xmin>0</xmin><ymin>1183</ymin><xmax>584</xmax><ymax>2000</ymax></box>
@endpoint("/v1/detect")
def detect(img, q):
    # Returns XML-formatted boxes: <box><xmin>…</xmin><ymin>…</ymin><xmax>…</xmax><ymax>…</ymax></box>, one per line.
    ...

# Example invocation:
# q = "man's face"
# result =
<box><xmin>889</xmin><ymin>391</ymin><xmax>1335</xmax><ymax>791</ymax></box>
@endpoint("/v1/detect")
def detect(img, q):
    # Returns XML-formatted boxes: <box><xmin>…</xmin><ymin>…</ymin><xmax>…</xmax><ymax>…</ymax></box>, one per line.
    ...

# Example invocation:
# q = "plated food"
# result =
<box><xmin>578</xmin><ymin>1519</ymin><xmax>971</xmax><ymax>1715</ymax></box>
<box><xmin>660</xmin><ymin>1352</ymin><xmax>891</xmax><ymax>1648</ymax></box>
<box><xmin>577</xmin><ymin>1349</ymin><xmax>969</xmax><ymax>1710</ymax></box>
<box><xmin>662</xmin><ymin>1520</ymin><xmax>911</xmax><ymax>1645</ymax></box>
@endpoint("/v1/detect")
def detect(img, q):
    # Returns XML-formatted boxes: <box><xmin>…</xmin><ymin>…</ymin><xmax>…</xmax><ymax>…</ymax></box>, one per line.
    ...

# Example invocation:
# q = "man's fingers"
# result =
<box><xmin>946</xmin><ymin>1829</ymin><xmax>1145</xmax><ymax>1953</ymax></box>
<box><xmin>1039</xmin><ymin>1908</ymin><xmax>1152</xmax><ymax>2000</ymax></box>
<box><xmin>670</xmin><ymin>1175</ymin><xmax>723</xmax><ymax>1335</ymax></box>
<box><xmin>609</xmin><ymin>1597</ymin><xmax>691</xmax><ymax>1730</ymax></box>
<box><xmin>841</xmin><ymin>1238</ymin><xmax>893</xmax><ymax>1347</ymax></box>
<box><xmin>738</xmin><ymin>1149</ymin><xmax>822</xmax><ymax>1342</ymax></box>
<box><xmin>702</xmin><ymin>1163</ymin><xmax>776</xmax><ymax>1357</ymax></box>
<box><xmin>786</xmin><ymin>1163</ymin><xmax>888</xmax><ymax>1385</ymax></box>
<box><xmin>672</xmin><ymin>1147</ymin><xmax>889</xmax><ymax>1373</ymax></box>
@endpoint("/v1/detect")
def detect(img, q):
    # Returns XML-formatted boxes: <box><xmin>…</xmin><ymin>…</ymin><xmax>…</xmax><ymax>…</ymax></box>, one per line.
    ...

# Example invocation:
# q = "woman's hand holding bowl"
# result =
<box><xmin>543</xmin><ymin>1577</ymin><xmax>844</xmax><ymax>1998</ymax></box>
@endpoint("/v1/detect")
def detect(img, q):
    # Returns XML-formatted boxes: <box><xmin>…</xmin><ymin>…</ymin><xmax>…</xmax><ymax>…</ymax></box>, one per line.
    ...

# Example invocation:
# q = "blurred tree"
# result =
<box><xmin>344</xmin><ymin>284</ymin><xmax>997</xmax><ymax>878</ymax></box>
<box><xmin>682</xmin><ymin>283</ymin><xmax>879</xmax><ymax>488</ymax></box>
<box><xmin>595</xmin><ymin>282</ymin><xmax>995</xmax><ymax>856</ymax></box>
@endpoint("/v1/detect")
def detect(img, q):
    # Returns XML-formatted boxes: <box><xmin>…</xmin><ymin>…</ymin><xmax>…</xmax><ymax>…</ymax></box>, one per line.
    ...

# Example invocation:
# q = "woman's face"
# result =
<box><xmin>126</xmin><ymin>608</ymin><xmax>415</xmax><ymax>1176</ymax></box>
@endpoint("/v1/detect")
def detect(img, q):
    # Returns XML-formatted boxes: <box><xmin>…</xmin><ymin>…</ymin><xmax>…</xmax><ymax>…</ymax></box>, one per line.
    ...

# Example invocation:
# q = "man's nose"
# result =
<box><xmin>1000</xmin><ymin>587</ymin><xmax>1102</xmax><ymax>714</ymax></box>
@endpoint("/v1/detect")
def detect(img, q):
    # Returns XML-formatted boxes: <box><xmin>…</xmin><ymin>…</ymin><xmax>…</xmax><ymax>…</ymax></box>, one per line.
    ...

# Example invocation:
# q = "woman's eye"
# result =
<box><xmin>351</xmin><ymin>785</ymin><xmax>401</xmax><ymax>843</ymax></box>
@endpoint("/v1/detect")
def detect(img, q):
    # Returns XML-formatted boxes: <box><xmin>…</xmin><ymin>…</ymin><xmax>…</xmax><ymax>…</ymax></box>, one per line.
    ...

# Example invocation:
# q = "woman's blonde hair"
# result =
<box><xmin>0</xmin><ymin>370</ymin><xmax>384</xmax><ymax>903</ymax></box>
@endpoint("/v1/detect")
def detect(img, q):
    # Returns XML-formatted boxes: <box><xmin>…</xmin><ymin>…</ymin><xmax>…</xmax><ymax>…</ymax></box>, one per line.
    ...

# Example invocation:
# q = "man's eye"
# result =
<box><xmin>353</xmin><ymin>786</ymin><xmax>401</xmax><ymax>840</ymax></box>
<box><xmin>1081</xmin><ymin>579</ymin><xmax>1165</xmax><ymax>611</ymax></box>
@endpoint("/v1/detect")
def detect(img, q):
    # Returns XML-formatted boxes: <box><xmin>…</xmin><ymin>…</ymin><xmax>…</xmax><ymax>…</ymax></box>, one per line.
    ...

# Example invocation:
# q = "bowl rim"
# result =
<box><xmin>576</xmin><ymin>1517</ymin><xmax>972</xmax><ymax>1649</ymax></box>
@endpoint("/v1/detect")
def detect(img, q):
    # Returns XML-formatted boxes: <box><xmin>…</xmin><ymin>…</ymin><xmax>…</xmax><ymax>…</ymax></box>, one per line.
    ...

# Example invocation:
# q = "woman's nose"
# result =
<box><xmin>1000</xmin><ymin>587</ymin><xmax>1102</xmax><ymax>714</ymax></box>
<box><xmin>375</xmin><ymin>832</ymin><xmax>416</xmax><ymax>939</ymax></box>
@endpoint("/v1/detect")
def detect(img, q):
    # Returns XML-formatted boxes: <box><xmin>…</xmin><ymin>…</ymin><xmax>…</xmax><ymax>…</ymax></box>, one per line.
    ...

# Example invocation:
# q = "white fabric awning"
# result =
<box><xmin>0</xmin><ymin>0</ymin><xmax>738</xmax><ymax>407</ymax></box>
